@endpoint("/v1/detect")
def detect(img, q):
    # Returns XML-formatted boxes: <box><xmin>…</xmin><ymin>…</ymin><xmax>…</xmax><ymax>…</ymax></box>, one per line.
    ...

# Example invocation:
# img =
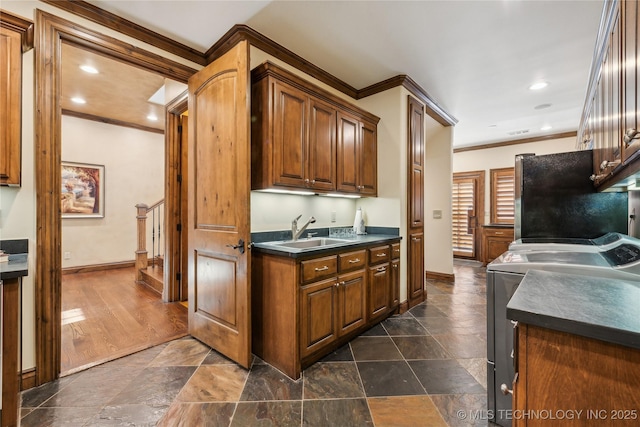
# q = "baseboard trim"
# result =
<box><xmin>62</xmin><ymin>260</ymin><xmax>136</xmax><ymax>275</ymax></box>
<box><xmin>397</xmin><ymin>301</ymin><xmax>409</xmax><ymax>314</ymax></box>
<box><xmin>426</xmin><ymin>270</ymin><xmax>455</xmax><ymax>282</ymax></box>
<box><xmin>21</xmin><ymin>368</ymin><xmax>36</xmax><ymax>391</ymax></box>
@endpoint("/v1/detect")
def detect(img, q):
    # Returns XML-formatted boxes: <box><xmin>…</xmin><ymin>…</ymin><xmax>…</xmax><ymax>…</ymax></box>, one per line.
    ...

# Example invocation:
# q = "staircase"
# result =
<box><xmin>135</xmin><ymin>200</ymin><xmax>165</xmax><ymax>294</ymax></box>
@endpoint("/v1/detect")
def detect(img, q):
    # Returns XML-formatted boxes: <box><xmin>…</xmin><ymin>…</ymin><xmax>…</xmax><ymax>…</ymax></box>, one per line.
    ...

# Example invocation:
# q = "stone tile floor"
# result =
<box><xmin>20</xmin><ymin>262</ymin><xmax>493</xmax><ymax>426</ymax></box>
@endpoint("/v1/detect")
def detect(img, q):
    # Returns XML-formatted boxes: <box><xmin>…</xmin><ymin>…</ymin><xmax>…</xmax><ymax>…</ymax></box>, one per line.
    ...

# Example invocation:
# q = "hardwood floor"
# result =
<box><xmin>61</xmin><ymin>266</ymin><xmax>188</xmax><ymax>375</ymax></box>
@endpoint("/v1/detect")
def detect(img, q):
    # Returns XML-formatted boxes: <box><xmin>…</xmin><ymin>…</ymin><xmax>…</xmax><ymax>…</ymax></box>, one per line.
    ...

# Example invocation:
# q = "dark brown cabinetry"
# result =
<box><xmin>481</xmin><ymin>225</ymin><xmax>514</xmax><ymax>265</ymax></box>
<box><xmin>579</xmin><ymin>1</ymin><xmax>640</xmax><ymax>189</ymax></box>
<box><xmin>513</xmin><ymin>323</ymin><xmax>640</xmax><ymax>427</ymax></box>
<box><xmin>252</xmin><ymin>239</ymin><xmax>400</xmax><ymax>379</ymax></box>
<box><xmin>251</xmin><ymin>62</ymin><xmax>379</xmax><ymax>196</ymax></box>
<box><xmin>0</xmin><ymin>12</ymin><xmax>32</xmax><ymax>187</ymax></box>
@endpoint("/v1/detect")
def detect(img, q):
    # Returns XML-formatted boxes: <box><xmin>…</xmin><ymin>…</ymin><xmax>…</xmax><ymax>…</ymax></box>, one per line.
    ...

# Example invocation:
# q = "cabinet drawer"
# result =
<box><xmin>391</xmin><ymin>243</ymin><xmax>401</xmax><ymax>260</ymax></box>
<box><xmin>339</xmin><ymin>249</ymin><xmax>367</xmax><ymax>272</ymax></box>
<box><xmin>301</xmin><ymin>255</ymin><xmax>338</xmax><ymax>283</ymax></box>
<box><xmin>483</xmin><ymin>227</ymin><xmax>514</xmax><ymax>238</ymax></box>
<box><xmin>369</xmin><ymin>245</ymin><xmax>390</xmax><ymax>265</ymax></box>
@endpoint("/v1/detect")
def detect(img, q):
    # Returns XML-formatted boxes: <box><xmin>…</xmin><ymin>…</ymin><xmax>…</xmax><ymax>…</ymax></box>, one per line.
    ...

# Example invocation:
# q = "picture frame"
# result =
<box><xmin>61</xmin><ymin>161</ymin><xmax>105</xmax><ymax>218</ymax></box>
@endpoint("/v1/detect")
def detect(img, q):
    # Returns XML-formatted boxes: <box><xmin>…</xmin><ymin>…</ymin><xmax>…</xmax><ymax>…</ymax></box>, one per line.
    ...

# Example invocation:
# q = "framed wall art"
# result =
<box><xmin>61</xmin><ymin>161</ymin><xmax>105</xmax><ymax>218</ymax></box>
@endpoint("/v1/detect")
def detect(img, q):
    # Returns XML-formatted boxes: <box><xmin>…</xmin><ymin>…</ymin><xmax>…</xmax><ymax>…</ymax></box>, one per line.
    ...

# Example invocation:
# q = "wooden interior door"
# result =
<box><xmin>407</xmin><ymin>95</ymin><xmax>425</xmax><ymax>308</ymax></box>
<box><xmin>187</xmin><ymin>40</ymin><xmax>252</xmax><ymax>368</ymax></box>
<box><xmin>452</xmin><ymin>171</ymin><xmax>485</xmax><ymax>259</ymax></box>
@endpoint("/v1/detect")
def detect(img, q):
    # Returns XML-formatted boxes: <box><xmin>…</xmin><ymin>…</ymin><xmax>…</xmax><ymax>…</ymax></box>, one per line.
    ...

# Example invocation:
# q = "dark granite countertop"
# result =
<box><xmin>482</xmin><ymin>224</ymin><xmax>514</xmax><ymax>229</ymax></box>
<box><xmin>507</xmin><ymin>269</ymin><xmax>640</xmax><ymax>350</ymax></box>
<box><xmin>0</xmin><ymin>254</ymin><xmax>29</xmax><ymax>280</ymax></box>
<box><xmin>252</xmin><ymin>233</ymin><xmax>401</xmax><ymax>259</ymax></box>
<box><xmin>0</xmin><ymin>239</ymin><xmax>29</xmax><ymax>281</ymax></box>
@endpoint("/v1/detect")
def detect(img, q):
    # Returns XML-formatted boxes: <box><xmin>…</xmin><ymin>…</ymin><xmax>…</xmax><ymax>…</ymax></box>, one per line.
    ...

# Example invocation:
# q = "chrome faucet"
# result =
<box><xmin>291</xmin><ymin>215</ymin><xmax>316</xmax><ymax>240</ymax></box>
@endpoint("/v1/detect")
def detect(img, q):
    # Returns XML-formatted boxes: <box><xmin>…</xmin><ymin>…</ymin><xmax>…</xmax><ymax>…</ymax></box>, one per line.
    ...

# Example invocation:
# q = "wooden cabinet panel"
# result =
<box><xmin>337</xmin><ymin>269</ymin><xmax>366</xmax><ymax>336</ymax></box>
<box><xmin>481</xmin><ymin>226</ymin><xmax>514</xmax><ymax>265</ymax></box>
<box><xmin>300</xmin><ymin>255</ymin><xmax>338</xmax><ymax>283</ymax></box>
<box><xmin>408</xmin><ymin>232</ymin><xmax>424</xmax><ymax>305</ymax></box>
<box><xmin>368</xmin><ymin>245</ymin><xmax>390</xmax><ymax>265</ymax></box>
<box><xmin>359</xmin><ymin>120</ymin><xmax>378</xmax><ymax>196</ymax></box>
<box><xmin>338</xmin><ymin>249</ymin><xmax>366</xmax><ymax>272</ymax></box>
<box><xmin>251</xmin><ymin>62</ymin><xmax>378</xmax><ymax>196</ymax></box>
<box><xmin>272</xmin><ymin>81</ymin><xmax>308</xmax><ymax>187</ymax></box>
<box><xmin>391</xmin><ymin>258</ymin><xmax>400</xmax><ymax>309</ymax></box>
<box><xmin>308</xmin><ymin>98</ymin><xmax>337</xmax><ymax>191</ymax></box>
<box><xmin>622</xmin><ymin>0</ymin><xmax>640</xmax><ymax>162</ymax></box>
<box><xmin>300</xmin><ymin>277</ymin><xmax>338</xmax><ymax>358</ymax></box>
<box><xmin>0</xmin><ymin>26</ymin><xmax>22</xmax><ymax>186</ymax></box>
<box><xmin>368</xmin><ymin>262</ymin><xmax>390</xmax><ymax>322</ymax></box>
<box><xmin>514</xmin><ymin>324</ymin><xmax>640</xmax><ymax>426</ymax></box>
<box><xmin>336</xmin><ymin>111</ymin><xmax>360</xmax><ymax>193</ymax></box>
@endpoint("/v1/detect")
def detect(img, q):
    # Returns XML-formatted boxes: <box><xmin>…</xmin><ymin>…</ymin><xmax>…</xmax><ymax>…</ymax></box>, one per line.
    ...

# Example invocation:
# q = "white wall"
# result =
<box><xmin>453</xmin><ymin>135</ymin><xmax>576</xmax><ymax>224</ymax></box>
<box><xmin>61</xmin><ymin>116</ymin><xmax>164</xmax><ymax>268</ymax></box>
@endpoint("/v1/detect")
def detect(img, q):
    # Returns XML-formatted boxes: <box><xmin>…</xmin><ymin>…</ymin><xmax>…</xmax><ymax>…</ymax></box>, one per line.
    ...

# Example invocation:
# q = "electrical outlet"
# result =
<box><xmin>64</xmin><ymin>252</ymin><xmax>71</xmax><ymax>259</ymax></box>
<box><xmin>331</xmin><ymin>211</ymin><xmax>336</xmax><ymax>223</ymax></box>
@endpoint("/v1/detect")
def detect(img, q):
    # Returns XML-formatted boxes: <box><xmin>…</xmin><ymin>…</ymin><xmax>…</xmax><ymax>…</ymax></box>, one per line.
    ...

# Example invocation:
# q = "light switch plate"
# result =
<box><xmin>433</xmin><ymin>210</ymin><xmax>442</xmax><ymax>219</ymax></box>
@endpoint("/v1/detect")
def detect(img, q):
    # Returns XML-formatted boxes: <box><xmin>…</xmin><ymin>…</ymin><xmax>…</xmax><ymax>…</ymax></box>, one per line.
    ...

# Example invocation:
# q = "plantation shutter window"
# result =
<box><xmin>491</xmin><ymin>168</ymin><xmax>515</xmax><ymax>224</ymax></box>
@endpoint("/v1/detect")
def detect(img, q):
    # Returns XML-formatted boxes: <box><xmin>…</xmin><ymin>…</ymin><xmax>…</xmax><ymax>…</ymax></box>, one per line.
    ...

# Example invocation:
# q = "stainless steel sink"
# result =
<box><xmin>272</xmin><ymin>238</ymin><xmax>348</xmax><ymax>249</ymax></box>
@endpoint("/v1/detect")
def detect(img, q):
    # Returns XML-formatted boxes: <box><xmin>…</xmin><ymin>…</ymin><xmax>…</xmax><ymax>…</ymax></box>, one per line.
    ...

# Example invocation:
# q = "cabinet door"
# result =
<box><xmin>391</xmin><ymin>258</ymin><xmax>400</xmax><ymax>309</ymax></box>
<box><xmin>0</xmin><ymin>26</ymin><xmax>22</xmax><ymax>186</ymax></box>
<box><xmin>368</xmin><ymin>262</ymin><xmax>390</xmax><ymax>321</ymax></box>
<box><xmin>622</xmin><ymin>0</ymin><xmax>640</xmax><ymax>161</ymax></box>
<box><xmin>300</xmin><ymin>277</ymin><xmax>338</xmax><ymax>358</ymax></box>
<box><xmin>273</xmin><ymin>81</ymin><xmax>308</xmax><ymax>187</ymax></box>
<box><xmin>337</xmin><ymin>269</ymin><xmax>366</xmax><ymax>336</ymax></box>
<box><xmin>336</xmin><ymin>111</ymin><xmax>360</xmax><ymax>193</ymax></box>
<box><xmin>408</xmin><ymin>233</ymin><xmax>425</xmax><ymax>306</ymax></box>
<box><xmin>308</xmin><ymin>98</ymin><xmax>336</xmax><ymax>191</ymax></box>
<box><xmin>359</xmin><ymin>120</ymin><xmax>377</xmax><ymax>196</ymax></box>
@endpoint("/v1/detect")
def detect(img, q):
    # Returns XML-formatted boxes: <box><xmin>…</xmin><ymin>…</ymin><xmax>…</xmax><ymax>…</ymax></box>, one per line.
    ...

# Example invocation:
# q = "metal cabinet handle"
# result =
<box><xmin>348</xmin><ymin>258</ymin><xmax>361</xmax><ymax>263</ymax></box>
<box><xmin>376</xmin><ymin>253</ymin><xmax>387</xmax><ymax>257</ymax></box>
<box><xmin>624</xmin><ymin>128</ymin><xmax>640</xmax><ymax>145</ymax></box>
<box><xmin>377</xmin><ymin>267</ymin><xmax>386</xmax><ymax>272</ymax></box>
<box><xmin>315</xmin><ymin>266</ymin><xmax>329</xmax><ymax>272</ymax></box>
<box><xmin>500</xmin><ymin>383</ymin><xmax>513</xmax><ymax>396</ymax></box>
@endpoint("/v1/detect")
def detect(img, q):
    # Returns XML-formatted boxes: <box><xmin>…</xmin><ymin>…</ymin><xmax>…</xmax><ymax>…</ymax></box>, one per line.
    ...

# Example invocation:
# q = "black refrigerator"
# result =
<box><xmin>514</xmin><ymin>150</ymin><xmax>628</xmax><ymax>240</ymax></box>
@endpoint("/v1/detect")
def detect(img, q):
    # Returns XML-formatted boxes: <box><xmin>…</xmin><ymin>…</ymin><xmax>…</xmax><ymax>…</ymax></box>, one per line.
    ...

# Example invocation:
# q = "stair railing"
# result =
<box><xmin>135</xmin><ymin>199</ymin><xmax>165</xmax><ymax>281</ymax></box>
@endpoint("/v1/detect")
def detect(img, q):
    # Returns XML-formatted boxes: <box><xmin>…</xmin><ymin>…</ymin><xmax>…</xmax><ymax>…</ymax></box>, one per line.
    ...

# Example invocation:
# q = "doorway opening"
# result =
<box><xmin>35</xmin><ymin>10</ymin><xmax>197</xmax><ymax>384</ymax></box>
<box><xmin>452</xmin><ymin>171</ymin><xmax>485</xmax><ymax>260</ymax></box>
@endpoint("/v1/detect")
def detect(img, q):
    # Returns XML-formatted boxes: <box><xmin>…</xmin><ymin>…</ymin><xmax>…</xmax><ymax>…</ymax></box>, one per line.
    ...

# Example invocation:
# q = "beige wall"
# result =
<box><xmin>61</xmin><ymin>116</ymin><xmax>164</xmax><ymax>268</ymax></box>
<box><xmin>453</xmin><ymin>136</ymin><xmax>576</xmax><ymax>225</ymax></box>
<box><xmin>0</xmin><ymin>1</ymin><xmax>201</xmax><ymax>372</ymax></box>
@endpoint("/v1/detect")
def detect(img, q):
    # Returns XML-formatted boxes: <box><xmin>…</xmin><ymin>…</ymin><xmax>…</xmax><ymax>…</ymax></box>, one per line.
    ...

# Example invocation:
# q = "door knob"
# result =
<box><xmin>226</xmin><ymin>239</ymin><xmax>245</xmax><ymax>254</ymax></box>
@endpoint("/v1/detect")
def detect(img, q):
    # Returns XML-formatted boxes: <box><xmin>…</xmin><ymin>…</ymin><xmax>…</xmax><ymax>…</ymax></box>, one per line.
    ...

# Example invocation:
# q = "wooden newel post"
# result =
<box><xmin>135</xmin><ymin>203</ymin><xmax>149</xmax><ymax>281</ymax></box>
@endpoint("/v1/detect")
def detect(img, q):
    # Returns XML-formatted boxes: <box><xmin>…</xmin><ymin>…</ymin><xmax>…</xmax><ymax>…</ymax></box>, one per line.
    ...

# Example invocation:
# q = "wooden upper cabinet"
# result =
<box><xmin>251</xmin><ymin>61</ymin><xmax>379</xmax><ymax>196</ymax></box>
<box><xmin>622</xmin><ymin>0</ymin><xmax>640</xmax><ymax>162</ymax></box>
<box><xmin>336</xmin><ymin>111</ymin><xmax>378</xmax><ymax>196</ymax></box>
<box><xmin>0</xmin><ymin>12</ymin><xmax>33</xmax><ymax>186</ymax></box>
<box><xmin>308</xmin><ymin>98</ymin><xmax>337</xmax><ymax>191</ymax></box>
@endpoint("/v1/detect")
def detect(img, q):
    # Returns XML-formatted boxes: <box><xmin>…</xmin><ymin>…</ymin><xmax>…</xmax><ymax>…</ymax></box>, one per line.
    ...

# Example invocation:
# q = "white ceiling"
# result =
<box><xmin>85</xmin><ymin>0</ymin><xmax>604</xmax><ymax>148</ymax></box>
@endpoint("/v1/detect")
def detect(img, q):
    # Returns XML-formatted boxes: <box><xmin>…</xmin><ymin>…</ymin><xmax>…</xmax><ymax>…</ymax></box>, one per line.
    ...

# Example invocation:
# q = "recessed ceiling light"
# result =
<box><xmin>541</xmin><ymin>125</ymin><xmax>553</xmax><ymax>131</ymax></box>
<box><xmin>71</xmin><ymin>97</ymin><xmax>86</xmax><ymax>104</ymax></box>
<box><xmin>147</xmin><ymin>114</ymin><xmax>158</xmax><ymax>121</ymax></box>
<box><xmin>80</xmin><ymin>65</ymin><xmax>98</xmax><ymax>74</ymax></box>
<box><xmin>534</xmin><ymin>103</ymin><xmax>552</xmax><ymax>110</ymax></box>
<box><xmin>529</xmin><ymin>81</ymin><xmax>548</xmax><ymax>91</ymax></box>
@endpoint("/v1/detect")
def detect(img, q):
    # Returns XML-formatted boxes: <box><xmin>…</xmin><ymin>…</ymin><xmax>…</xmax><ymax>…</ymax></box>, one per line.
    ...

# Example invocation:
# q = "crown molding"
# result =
<box><xmin>41</xmin><ymin>2</ymin><xmax>457</xmax><ymax>126</ymax></box>
<box><xmin>39</xmin><ymin>0</ymin><xmax>207</xmax><ymax>65</ymax></box>
<box><xmin>453</xmin><ymin>131</ymin><xmax>577</xmax><ymax>153</ymax></box>
<box><xmin>0</xmin><ymin>9</ymin><xmax>34</xmax><ymax>52</ymax></box>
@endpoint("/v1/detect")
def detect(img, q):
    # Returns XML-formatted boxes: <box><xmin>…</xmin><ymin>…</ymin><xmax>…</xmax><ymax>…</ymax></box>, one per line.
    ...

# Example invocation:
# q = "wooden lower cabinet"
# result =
<box><xmin>513</xmin><ymin>323</ymin><xmax>640</xmax><ymax>426</ymax></box>
<box><xmin>252</xmin><ymin>240</ymin><xmax>400</xmax><ymax>379</ymax></box>
<box><xmin>481</xmin><ymin>225</ymin><xmax>514</xmax><ymax>265</ymax></box>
